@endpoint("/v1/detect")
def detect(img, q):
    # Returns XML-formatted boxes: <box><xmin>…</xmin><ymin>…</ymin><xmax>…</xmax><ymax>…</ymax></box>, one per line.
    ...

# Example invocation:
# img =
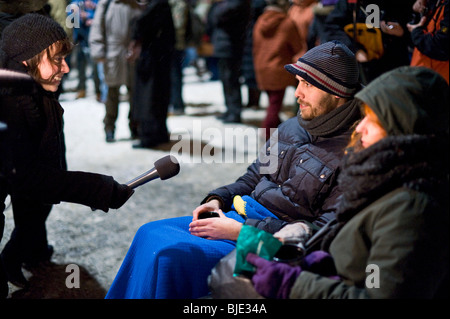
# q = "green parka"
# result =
<box><xmin>290</xmin><ymin>66</ymin><xmax>449</xmax><ymax>299</ymax></box>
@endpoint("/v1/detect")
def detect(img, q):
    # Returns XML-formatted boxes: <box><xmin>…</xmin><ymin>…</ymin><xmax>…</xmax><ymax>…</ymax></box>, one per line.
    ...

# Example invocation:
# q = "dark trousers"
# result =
<box><xmin>218</xmin><ymin>57</ymin><xmax>243</xmax><ymax>119</ymax></box>
<box><xmin>170</xmin><ymin>49</ymin><xmax>185</xmax><ymax>112</ymax></box>
<box><xmin>1</xmin><ymin>197</ymin><xmax>52</xmax><ymax>265</ymax></box>
<box><xmin>76</xmin><ymin>39</ymin><xmax>101</xmax><ymax>94</ymax></box>
<box><xmin>104</xmin><ymin>63</ymin><xmax>137</xmax><ymax>136</ymax></box>
<box><xmin>262</xmin><ymin>89</ymin><xmax>286</xmax><ymax>138</ymax></box>
<box><xmin>133</xmin><ymin>79</ymin><xmax>170</xmax><ymax>146</ymax></box>
<box><xmin>104</xmin><ymin>86</ymin><xmax>120</xmax><ymax>133</ymax></box>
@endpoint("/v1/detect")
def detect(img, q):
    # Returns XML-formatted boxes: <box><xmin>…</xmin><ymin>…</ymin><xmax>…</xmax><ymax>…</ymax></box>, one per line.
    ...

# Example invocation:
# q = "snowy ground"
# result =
<box><xmin>1</xmin><ymin>66</ymin><xmax>297</xmax><ymax>298</ymax></box>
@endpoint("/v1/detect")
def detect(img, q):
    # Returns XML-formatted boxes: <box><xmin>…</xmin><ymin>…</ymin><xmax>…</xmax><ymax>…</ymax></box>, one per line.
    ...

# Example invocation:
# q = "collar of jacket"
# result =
<box><xmin>297</xmin><ymin>98</ymin><xmax>361</xmax><ymax>137</ymax></box>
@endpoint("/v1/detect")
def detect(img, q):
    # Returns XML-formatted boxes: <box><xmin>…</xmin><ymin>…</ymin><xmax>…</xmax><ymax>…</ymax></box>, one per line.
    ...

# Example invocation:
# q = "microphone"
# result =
<box><xmin>126</xmin><ymin>155</ymin><xmax>180</xmax><ymax>189</ymax></box>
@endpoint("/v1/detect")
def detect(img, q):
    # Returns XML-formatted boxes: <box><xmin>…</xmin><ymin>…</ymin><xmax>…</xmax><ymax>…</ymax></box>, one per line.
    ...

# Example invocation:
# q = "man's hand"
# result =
<box><xmin>189</xmin><ymin>213</ymin><xmax>243</xmax><ymax>241</ymax></box>
<box><xmin>192</xmin><ymin>199</ymin><xmax>222</xmax><ymax>221</ymax></box>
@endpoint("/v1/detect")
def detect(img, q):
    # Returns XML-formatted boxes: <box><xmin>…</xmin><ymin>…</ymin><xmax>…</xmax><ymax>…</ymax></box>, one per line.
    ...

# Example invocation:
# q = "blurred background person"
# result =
<box><xmin>307</xmin><ymin>0</ymin><xmax>338</xmax><ymax>48</ymax></box>
<box><xmin>253</xmin><ymin>0</ymin><xmax>303</xmax><ymax>139</ymax></box>
<box><xmin>69</xmin><ymin>0</ymin><xmax>103</xmax><ymax>100</ymax></box>
<box><xmin>89</xmin><ymin>0</ymin><xmax>141</xmax><ymax>142</ymax></box>
<box><xmin>407</xmin><ymin>0</ymin><xmax>449</xmax><ymax>84</ymax></box>
<box><xmin>288</xmin><ymin>0</ymin><xmax>316</xmax><ymax>56</ymax></box>
<box><xmin>322</xmin><ymin>0</ymin><xmax>415</xmax><ymax>84</ymax></box>
<box><xmin>168</xmin><ymin>0</ymin><xmax>189</xmax><ymax>115</ymax></box>
<box><xmin>128</xmin><ymin>0</ymin><xmax>175</xmax><ymax>148</ymax></box>
<box><xmin>241</xmin><ymin>0</ymin><xmax>266</xmax><ymax>110</ymax></box>
<box><xmin>208</xmin><ymin>0</ymin><xmax>251</xmax><ymax>123</ymax></box>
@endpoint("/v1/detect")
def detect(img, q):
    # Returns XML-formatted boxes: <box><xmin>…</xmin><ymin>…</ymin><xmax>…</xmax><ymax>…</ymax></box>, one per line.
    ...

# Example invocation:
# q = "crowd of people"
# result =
<box><xmin>0</xmin><ymin>0</ymin><xmax>448</xmax><ymax>299</ymax></box>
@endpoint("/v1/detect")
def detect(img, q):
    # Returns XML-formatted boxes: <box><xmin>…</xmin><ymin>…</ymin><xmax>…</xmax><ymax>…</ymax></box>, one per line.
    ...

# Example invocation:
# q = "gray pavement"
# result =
<box><xmin>1</xmin><ymin>67</ymin><xmax>296</xmax><ymax>298</ymax></box>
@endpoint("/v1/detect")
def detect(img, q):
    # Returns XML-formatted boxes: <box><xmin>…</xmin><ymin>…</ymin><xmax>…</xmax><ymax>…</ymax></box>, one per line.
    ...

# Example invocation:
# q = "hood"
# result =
<box><xmin>355</xmin><ymin>66</ymin><xmax>449</xmax><ymax>136</ymax></box>
<box><xmin>0</xmin><ymin>0</ymin><xmax>48</xmax><ymax>14</ymax></box>
<box><xmin>258</xmin><ymin>8</ymin><xmax>287</xmax><ymax>37</ymax></box>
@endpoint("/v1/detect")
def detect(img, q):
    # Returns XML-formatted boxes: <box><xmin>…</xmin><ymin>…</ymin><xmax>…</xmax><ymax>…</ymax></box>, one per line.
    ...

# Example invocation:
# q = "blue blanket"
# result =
<box><xmin>105</xmin><ymin>196</ymin><xmax>278</xmax><ymax>299</ymax></box>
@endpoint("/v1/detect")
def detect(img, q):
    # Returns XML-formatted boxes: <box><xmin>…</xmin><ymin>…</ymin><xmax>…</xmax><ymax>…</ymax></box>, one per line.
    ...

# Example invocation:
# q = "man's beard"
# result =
<box><xmin>298</xmin><ymin>94</ymin><xmax>337</xmax><ymax>121</ymax></box>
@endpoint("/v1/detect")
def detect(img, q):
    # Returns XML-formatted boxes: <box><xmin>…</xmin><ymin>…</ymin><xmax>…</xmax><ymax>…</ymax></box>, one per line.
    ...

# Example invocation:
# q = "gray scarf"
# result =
<box><xmin>297</xmin><ymin>99</ymin><xmax>361</xmax><ymax>137</ymax></box>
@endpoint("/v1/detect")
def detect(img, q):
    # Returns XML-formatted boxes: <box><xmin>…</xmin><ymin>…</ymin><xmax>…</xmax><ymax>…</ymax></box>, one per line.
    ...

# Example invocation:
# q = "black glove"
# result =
<box><xmin>109</xmin><ymin>182</ymin><xmax>134</xmax><ymax>210</ymax></box>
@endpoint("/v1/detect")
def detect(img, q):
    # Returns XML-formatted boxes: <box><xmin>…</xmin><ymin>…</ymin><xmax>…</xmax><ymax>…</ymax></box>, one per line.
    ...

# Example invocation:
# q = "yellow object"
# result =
<box><xmin>233</xmin><ymin>195</ymin><xmax>247</xmax><ymax>218</ymax></box>
<box><xmin>344</xmin><ymin>23</ymin><xmax>384</xmax><ymax>61</ymax></box>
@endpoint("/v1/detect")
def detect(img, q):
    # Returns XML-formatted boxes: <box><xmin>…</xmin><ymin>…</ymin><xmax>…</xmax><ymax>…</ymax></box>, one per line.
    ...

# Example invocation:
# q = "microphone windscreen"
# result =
<box><xmin>154</xmin><ymin>155</ymin><xmax>180</xmax><ymax>180</ymax></box>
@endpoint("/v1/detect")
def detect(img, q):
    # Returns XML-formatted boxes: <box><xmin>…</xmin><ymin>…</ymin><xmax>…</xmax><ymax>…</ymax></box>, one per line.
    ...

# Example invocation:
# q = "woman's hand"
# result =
<box><xmin>189</xmin><ymin>212</ymin><xmax>243</xmax><ymax>241</ymax></box>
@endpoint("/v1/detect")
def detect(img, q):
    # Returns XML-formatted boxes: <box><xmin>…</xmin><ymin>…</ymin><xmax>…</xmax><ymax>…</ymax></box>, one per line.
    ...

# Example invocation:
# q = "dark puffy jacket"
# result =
<box><xmin>208</xmin><ymin>0</ymin><xmax>251</xmax><ymax>58</ymax></box>
<box><xmin>203</xmin><ymin>99</ymin><xmax>361</xmax><ymax>229</ymax></box>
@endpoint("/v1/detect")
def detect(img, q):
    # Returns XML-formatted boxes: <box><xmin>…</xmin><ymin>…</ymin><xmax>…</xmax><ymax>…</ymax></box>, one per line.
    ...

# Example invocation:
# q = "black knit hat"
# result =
<box><xmin>285</xmin><ymin>41</ymin><xmax>359</xmax><ymax>98</ymax></box>
<box><xmin>1</xmin><ymin>13</ymin><xmax>68</xmax><ymax>62</ymax></box>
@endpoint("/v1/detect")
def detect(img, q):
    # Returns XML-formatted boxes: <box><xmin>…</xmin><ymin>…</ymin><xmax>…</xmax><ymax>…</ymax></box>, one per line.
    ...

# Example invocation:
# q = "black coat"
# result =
<box><xmin>130</xmin><ymin>0</ymin><xmax>175</xmax><ymax>143</ymax></box>
<box><xmin>132</xmin><ymin>0</ymin><xmax>175</xmax><ymax>83</ymax></box>
<box><xmin>203</xmin><ymin>99</ymin><xmax>361</xmax><ymax>229</ymax></box>
<box><xmin>0</xmin><ymin>80</ymin><xmax>118</xmax><ymax>212</ymax></box>
<box><xmin>241</xmin><ymin>0</ymin><xmax>266</xmax><ymax>82</ymax></box>
<box><xmin>208</xmin><ymin>0</ymin><xmax>251</xmax><ymax>58</ymax></box>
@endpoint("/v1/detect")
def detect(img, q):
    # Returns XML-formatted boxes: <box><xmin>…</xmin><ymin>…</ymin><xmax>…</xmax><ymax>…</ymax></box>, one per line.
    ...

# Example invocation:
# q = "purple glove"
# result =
<box><xmin>302</xmin><ymin>250</ymin><xmax>337</xmax><ymax>277</ymax></box>
<box><xmin>246</xmin><ymin>253</ymin><xmax>302</xmax><ymax>299</ymax></box>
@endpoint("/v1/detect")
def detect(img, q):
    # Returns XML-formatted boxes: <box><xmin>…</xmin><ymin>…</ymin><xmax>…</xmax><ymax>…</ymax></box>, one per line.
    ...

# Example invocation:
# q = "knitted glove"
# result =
<box><xmin>246</xmin><ymin>253</ymin><xmax>302</xmax><ymax>299</ymax></box>
<box><xmin>302</xmin><ymin>250</ymin><xmax>337</xmax><ymax>277</ymax></box>
<box><xmin>109</xmin><ymin>182</ymin><xmax>134</xmax><ymax>210</ymax></box>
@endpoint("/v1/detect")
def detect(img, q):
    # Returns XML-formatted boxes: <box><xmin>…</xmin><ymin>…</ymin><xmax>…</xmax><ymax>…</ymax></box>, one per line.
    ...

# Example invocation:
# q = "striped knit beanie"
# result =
<box><xmin>285</xmin><ymin>40</ymin><xmax>359</xmax><ymax>98</ymax></box>
<box><xmin>1</xmin><ymin>13</ymin><xmax>67</xmax><ymax>62</ymax></box>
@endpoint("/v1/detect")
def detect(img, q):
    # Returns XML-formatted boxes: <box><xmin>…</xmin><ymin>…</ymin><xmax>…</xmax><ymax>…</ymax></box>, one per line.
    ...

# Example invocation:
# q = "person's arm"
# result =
<box><xmin>4</xmin><ymin>95</ymin><xmax>133</xmax><ymax>212</ymax></box>
<box><xmin>88</xmin><ymin>0</ymin><xmax>107</xmax><ymax>62</ymax></box>
<box><xmin>409</xmin><ymin>4</ymin><xmax>450</xmax><ymax>60</ymax></box>
<box><xmin>200</xmin><ymin>159</ymin><xmax>262</xmax><ymax>212</ymax></box>
<box><xmin>291</xmin><ymin>191</ymin><xmax>447</xmax><ymax>299</ymax></box>
<box><xmin>10</xmin><ymin>158</ymin><xmax>133</xmax><ymax>212</ymax></box>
